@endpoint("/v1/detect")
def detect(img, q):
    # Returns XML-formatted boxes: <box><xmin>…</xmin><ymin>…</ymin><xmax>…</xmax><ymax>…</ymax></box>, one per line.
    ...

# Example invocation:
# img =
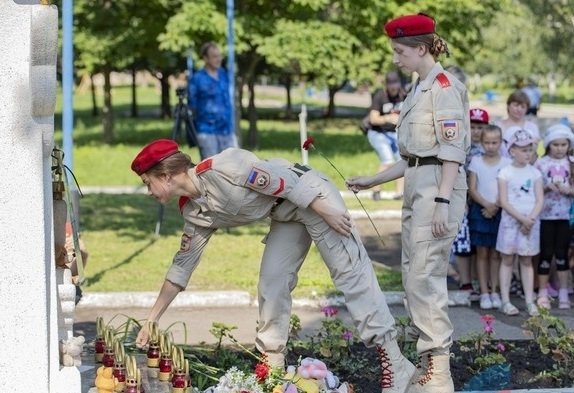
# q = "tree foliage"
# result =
<box><xmin>58</xmin><ymin>0</ymin><xmax>570</xmax><ymax>143</ymax></box>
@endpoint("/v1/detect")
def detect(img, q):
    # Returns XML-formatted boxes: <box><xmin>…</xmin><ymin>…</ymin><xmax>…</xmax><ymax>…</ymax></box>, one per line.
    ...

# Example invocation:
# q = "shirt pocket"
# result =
<box><xmin>408</xmin><ymin>113</ymin><xmax>436</xmax><ymax>150</ymax></box>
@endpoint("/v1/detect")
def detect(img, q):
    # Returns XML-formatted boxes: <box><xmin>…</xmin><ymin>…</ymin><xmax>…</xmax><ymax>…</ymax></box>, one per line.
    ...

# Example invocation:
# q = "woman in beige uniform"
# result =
<box><xmin>347</xmin><ymin>14</ymin><xmax>470</xmax><ymax>393</ymax></box>
<box><xmin>131</xmin><ymin>139</ymin><xmax>415</xmax><ymax>393</ymax></box>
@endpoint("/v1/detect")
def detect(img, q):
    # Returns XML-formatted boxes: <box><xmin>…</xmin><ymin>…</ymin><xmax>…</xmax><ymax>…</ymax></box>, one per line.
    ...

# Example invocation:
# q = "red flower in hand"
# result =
<box><xmin>302</xmin><ymin>137</ymin><xmax>315</xmax><ymax>151</ymax></box>
<box><xmin>254</xmin><ymin>361</ymin><xmax>270</xmax><ymax>382</ymax></box>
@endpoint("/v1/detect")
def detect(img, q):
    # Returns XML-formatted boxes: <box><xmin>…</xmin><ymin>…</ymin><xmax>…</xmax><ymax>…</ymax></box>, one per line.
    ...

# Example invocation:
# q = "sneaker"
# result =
<box><xmin>526</xmin><ymin>302</ymin><xmax>540</xmax><ymax>317</ymax></box>
<box><xmin>480</xmin><ymin>293</ymin><xmax>493</xmax><ymax>309</ymax></box>
<box><xmin>546</xmin><ymin>283</ymin><xmax>559</xmax><ymax>298</ymax></box>
<box><xmin>490</xmin><ymin>293</ymin><xmax>502</xmax><ymax>309</ymax></box>
<box><xmin>469</xmin><ymin>290</ymin><xmax>481</xmax><ymax>302</ymax></box>
<box><xmin>501</xmin><ymin>301</ymin><xmax>519</xmax><ymax>316</ymax></box>
<box><xmin>536</xmin><ymin>295</ymin><xmax>551</xmax><ymax>309</ymax></box>
<box><xmin>558</xmin><ymin>288</ymin><xmax>571</xmax><ymax>309</ymax></box>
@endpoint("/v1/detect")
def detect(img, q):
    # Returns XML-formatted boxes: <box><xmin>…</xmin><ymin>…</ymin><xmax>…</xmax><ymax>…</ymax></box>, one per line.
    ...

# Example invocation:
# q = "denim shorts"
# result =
<box><xmin>367</xmin><ymin>130</ymin><xmax>399</xmax><ymax>164</ymax></box>
<box><xmin>196</xmin><ymin>132</ymin><xmax>238</xmax><ymax>159</ymax></box>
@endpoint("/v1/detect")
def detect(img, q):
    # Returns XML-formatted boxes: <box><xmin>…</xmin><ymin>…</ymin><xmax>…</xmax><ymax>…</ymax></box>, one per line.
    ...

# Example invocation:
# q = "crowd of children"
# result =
<box><xmin>452</xmin><ymin>90</ymin><xmax>574</xmax><ymax>316</ymax></box>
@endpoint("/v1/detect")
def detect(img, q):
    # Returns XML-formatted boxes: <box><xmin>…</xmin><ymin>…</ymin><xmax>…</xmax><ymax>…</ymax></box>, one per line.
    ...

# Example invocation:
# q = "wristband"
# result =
<box><xmin>434</xmin><ymin>197</ymin><xmax>450</xmax><ymax>204</ymax></box>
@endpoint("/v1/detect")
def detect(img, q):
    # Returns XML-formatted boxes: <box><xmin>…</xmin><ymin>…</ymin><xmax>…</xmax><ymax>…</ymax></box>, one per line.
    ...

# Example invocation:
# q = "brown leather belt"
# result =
<box><xmin>406</xmin><ymin>156</ymin><xmax>443</xmax><ymax>167</ymax></box>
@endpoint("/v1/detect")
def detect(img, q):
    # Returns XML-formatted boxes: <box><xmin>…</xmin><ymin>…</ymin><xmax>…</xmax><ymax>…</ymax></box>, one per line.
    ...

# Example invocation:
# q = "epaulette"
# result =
<box><xmin>436</xmin><ymin>73</ymin><xmax>451</xmax><ymax>88</ymax></box>
<box><xmin>195</xmin><ymin>158</ymin><xmax>213</xmax><ymax>174</ymax></box>
<box><xmin>178</xmin><ymin>196</ymin><xmax>190</xmax><ymax>213</ymax></box>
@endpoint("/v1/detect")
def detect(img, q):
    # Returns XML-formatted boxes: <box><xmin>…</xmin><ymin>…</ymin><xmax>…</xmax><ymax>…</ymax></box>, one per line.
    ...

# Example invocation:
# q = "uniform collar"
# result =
<box><xmin>416</xmin><ymin>62</ymin><xmax>444</xmax><ymax>91</ymax></box>
<box><xmin>187</xmin><ymin>168</ymin><xmax>207</xmax><ymax>198</ymax></box>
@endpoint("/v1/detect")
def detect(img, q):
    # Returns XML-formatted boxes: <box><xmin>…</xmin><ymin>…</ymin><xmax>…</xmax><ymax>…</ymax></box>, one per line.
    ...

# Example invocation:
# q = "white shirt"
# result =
<box><xmin>497</xmin><ymin>164</ymin><xmax>542</xmax><ymax>215</ymax></box>
<box><xmin>469</xmin><ymin>155</ymin><xmax>512</xmax><ymax>204</ymax></box>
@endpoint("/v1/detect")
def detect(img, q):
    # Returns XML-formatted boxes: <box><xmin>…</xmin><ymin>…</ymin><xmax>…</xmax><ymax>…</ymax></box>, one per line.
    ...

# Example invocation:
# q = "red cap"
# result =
<box><xmin>469</xmin><ymin>108</ymin><xmax>489</xmax><ymax>124</ymax></box>
<box><xmin>131</xmin><ymin>139</ymin><xmax>179</xmax><ymax>175</ymax></box>
<box><xmin>384</xmin><ymin>14</ymin><xmax>435</xmax><ymax>38</ymax></box>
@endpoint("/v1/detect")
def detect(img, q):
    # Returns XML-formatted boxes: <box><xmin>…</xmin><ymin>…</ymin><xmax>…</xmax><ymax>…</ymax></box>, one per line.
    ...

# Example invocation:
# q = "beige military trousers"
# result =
<box><xmin>255</xmin><ymin>171</ymin><xmax>397</xmax><ymax>360</ymax></box>
<box><xmin>401</xmin><ymin>164</ymin><xmax>466</xmax><ymax>356</ymax></box>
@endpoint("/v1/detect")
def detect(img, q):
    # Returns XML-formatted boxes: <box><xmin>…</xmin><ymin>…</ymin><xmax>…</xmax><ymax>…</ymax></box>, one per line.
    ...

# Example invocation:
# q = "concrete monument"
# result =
<box><xmin>0</xmin><ymin>1</ymin><xmax>81</xmax><ymax>392</ymax></box>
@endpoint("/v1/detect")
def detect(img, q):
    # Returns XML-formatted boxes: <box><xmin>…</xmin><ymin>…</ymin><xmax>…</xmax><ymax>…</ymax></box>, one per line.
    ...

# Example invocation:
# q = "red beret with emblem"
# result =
<box><xmin>469</xmin><ymin>108</ymin><xmax>489</xmax><ymax>124</ymax></box>
<box><xmin>131</xmin><ymin>139</ymin><xmax>180</xmax><ymax>175</ymax></box>
<box><xmin>384</xmin><ymin>13</ymin><xmax>436</xmax><ymax>38</ymax></box>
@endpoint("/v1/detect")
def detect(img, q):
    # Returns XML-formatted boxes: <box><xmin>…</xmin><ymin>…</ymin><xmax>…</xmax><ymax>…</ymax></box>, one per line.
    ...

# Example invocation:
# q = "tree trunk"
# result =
<box><xmin>90</xmin><ymin>74</ymin><xmax>98</xmax><ymax>117</ymax></box>
<box><xmin>243</xmin><ymin>52</ymin><xmax>261</xmax><ymax>149</ymax></box>
<box><xmin>326</xmin><ymin>85</ymin><xmax>337</xmax><ymax>118</ymax></box>
<box><xmin>102</xmin><ymin>66</ymin><xmax>114</xmax><ymax>144</ymax></box>
<box><xmin>237</xmin><ymin>76</ymin><xmax>246</xmax><ymax>117</ymax></box>
<box><xmin>130</xmin><ymin>65</ymin><xmax>138</xmax><ymax>118</ymax></box>
<box><xmin>284</xmin><ymin>75</ymin><xmax>292</xmax><ymax>118</ymax></box>
<box><xmin>159</xmin><ymin>71</ymin><xmax>171</xmax><ymax>119</ymax></box>
<box><xmin>247</xmin><ymin>75</ymin><xmax>257</xmax><ymax>148</ymax></box>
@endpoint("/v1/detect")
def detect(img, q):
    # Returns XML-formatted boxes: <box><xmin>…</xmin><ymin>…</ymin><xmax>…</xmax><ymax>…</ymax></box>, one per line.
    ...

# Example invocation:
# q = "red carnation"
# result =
<box><xmin>302</xmin><ymin>137</ymin><xmax>315</xmax><ymax>151</ymax></box>
<box><xmin>254</xmin><ymin>361</ymin><xmax>270</xmax><ymax>382</ymax></box>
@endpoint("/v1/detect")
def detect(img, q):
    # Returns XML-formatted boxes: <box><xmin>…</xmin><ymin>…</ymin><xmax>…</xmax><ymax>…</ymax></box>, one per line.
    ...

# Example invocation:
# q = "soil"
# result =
<box><xmin>184</xmin><ymin>339</ymin><xmax>569</xmax><ymax>393</ymax></box>
<box><xmin>283</xmin><ymin>340</ymin><xmax>568</xmax><ymax>392</ymax></box>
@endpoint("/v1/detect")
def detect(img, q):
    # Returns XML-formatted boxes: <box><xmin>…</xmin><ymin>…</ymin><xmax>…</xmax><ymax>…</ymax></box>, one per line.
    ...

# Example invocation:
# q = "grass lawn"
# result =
<box><xmin>60</xmin><ymin>85</ymin><xmax>403</xmax><ymax>295</ymax></box>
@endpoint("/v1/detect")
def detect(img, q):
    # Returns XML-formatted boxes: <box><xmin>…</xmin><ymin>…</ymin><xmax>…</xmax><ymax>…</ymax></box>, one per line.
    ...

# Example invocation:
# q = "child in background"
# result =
<box><xmin>534</xmin><ymin>124</ymin><xmax>574</xmax><ymax>309</ymax></box>
<box><xmin>496</xmin><ymin>90</ymin><xmax>541</xmax><ymax>158</ymax></box>
<box><xmin>496</xmin><ymin>129</ymin><xmax>544</xmax><ymax>316</ymax></box>
<box><xmin>468</xmin><ymin>125</ymin><xmax>511</xmax><ymax>310</ymax></box>
<box><xmin>452</xmin><ymin>109</ymin><xmax>490</xmax><ymax>294</ymax></box>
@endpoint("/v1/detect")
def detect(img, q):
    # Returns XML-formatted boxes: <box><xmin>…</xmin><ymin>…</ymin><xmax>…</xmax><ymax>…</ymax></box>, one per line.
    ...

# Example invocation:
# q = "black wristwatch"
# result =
<box><xmin>434</xmin><ymin>197</ymin><xmax>450</xmax><ymax>204</ymax></box>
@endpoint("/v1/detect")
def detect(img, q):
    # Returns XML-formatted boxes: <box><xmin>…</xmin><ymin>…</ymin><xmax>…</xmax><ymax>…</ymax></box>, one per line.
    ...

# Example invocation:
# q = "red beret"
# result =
<box><xmin>131</xmin><ymin>139</ymin><xmax>179</xmax><ymax>175</ymax></box>
<box><xmin>384</xmin><ymin>14</ymin><xmax>435</xmax><ymax>38</ymax></box>
<box><xmin>469</xmin><ymin>108</ymin><xmax>489</xmax><ymax>124</ymax></box>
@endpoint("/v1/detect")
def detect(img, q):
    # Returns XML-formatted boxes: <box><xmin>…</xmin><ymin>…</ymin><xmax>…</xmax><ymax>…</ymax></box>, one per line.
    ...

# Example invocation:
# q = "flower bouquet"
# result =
<box><xmin>202</xmin><ymin>357</ymin><xmax>353</xmax><ymax>393</ymax></box>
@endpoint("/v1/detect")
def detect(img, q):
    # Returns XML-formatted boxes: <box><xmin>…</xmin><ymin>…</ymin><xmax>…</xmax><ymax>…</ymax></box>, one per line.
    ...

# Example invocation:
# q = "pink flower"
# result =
<box><xmin>302</xmin><ymin>137</ymin><xmax>315</xmax><ymax>151</ymax></box>
<box><xmin>480</xmin><ymin>314</ymin><xmax>495</xmax><ymax>324</ymax></box>
<box><xmin>321</xmin><ymin>306</ymin><xmax>338</xmax><ymax>317</ymax></box>
<box><xmin>480</xmin><ymin>314</ymin><xmax>495</xmax><ymax>334</ymax></box>
<box><xmin>342</xmin><ymin>330</ymin><xmax>353</xmax><ymax>341</ymax></box>
<box><xmin>496</xmin><ymin>342</ymin><xmax>506</xmax><ymax>352</ymax></box>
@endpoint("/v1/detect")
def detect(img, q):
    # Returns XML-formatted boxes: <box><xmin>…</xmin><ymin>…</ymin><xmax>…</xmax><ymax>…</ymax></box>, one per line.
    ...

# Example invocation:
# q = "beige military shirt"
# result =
<box><xmin>166</xmin><ymin>148</ymin><xmax>322</xmax><ymax>288</ymax></box>
<box><xmin>396</xmin><ymin>62</ymin><xmax>470</xmax><ymax>164</ymax></box>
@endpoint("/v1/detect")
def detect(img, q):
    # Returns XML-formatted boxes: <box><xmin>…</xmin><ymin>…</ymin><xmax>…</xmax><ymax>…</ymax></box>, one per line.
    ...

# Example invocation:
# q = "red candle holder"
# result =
<box><xmin>94</xmin><ymin>336</ymin><xmax>105</xmax><ymax>363</ymax></box>
<box><xmin>158</xmin><ymin>355</ymin><xmax>172</xmax><ymax>382</ymax></box>
<box><xmin>146</xmin><ymin>342</ymin><xmax>160</xmax><ymax>368</ymax></box>
<box><xmin>102</xmin><ymin>347</ymin><xmax>115</xmax><ymax>368</ymax></box>
<box><xmin>171</xmin><ymin>370</ymin><xmax>187</xmax><ymax>392</ymax></box>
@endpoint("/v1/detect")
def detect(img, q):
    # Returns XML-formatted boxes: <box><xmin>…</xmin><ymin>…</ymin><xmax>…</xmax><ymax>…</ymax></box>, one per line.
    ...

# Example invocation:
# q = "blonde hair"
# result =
<box><xmin>393</xmin><ymin>33</ymin><xmax>450</xmax><ymax>59</ymax></box>
<box><xmin>146</xmin><ymin>151</ymin><xmax>194</xmax><ymax>177</ymax></box>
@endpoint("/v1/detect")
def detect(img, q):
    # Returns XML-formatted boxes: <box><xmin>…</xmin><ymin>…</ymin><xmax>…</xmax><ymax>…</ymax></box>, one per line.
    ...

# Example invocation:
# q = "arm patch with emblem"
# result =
<box><xmin>246</xmin><ymin>167</ymin><xmax>270</xmax><ymax>189</ymax></box>
<box><xmin>441</xmin><ymin>120</ymin><xmax>459</xmax><ymax>141</ymax></box>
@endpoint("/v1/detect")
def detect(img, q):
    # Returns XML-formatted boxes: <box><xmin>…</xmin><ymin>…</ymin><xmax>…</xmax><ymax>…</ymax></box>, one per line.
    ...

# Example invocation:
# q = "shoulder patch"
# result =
<box><xmin>440</xmin><ymin>120</ymin><xmax>459</xmax><ymax>141</ymax></box>
<box><xmin>195</xmin><ymin>158</ymin><xmax>213</xmax><ymax>174</ymax></box>
<box><xmin>436</xmin><ymin>73</ymin><xmax>451</xmax><ymax>88</ymax></box>
<box><xmin>246</xmin><ymin>167</ymin><xmax>270</xmax><ymax>189</ymax></box>
<box><xmin>178</xmin><ymin>196</ymin><xmax>190</xmax><ymax>212</ymax></box>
